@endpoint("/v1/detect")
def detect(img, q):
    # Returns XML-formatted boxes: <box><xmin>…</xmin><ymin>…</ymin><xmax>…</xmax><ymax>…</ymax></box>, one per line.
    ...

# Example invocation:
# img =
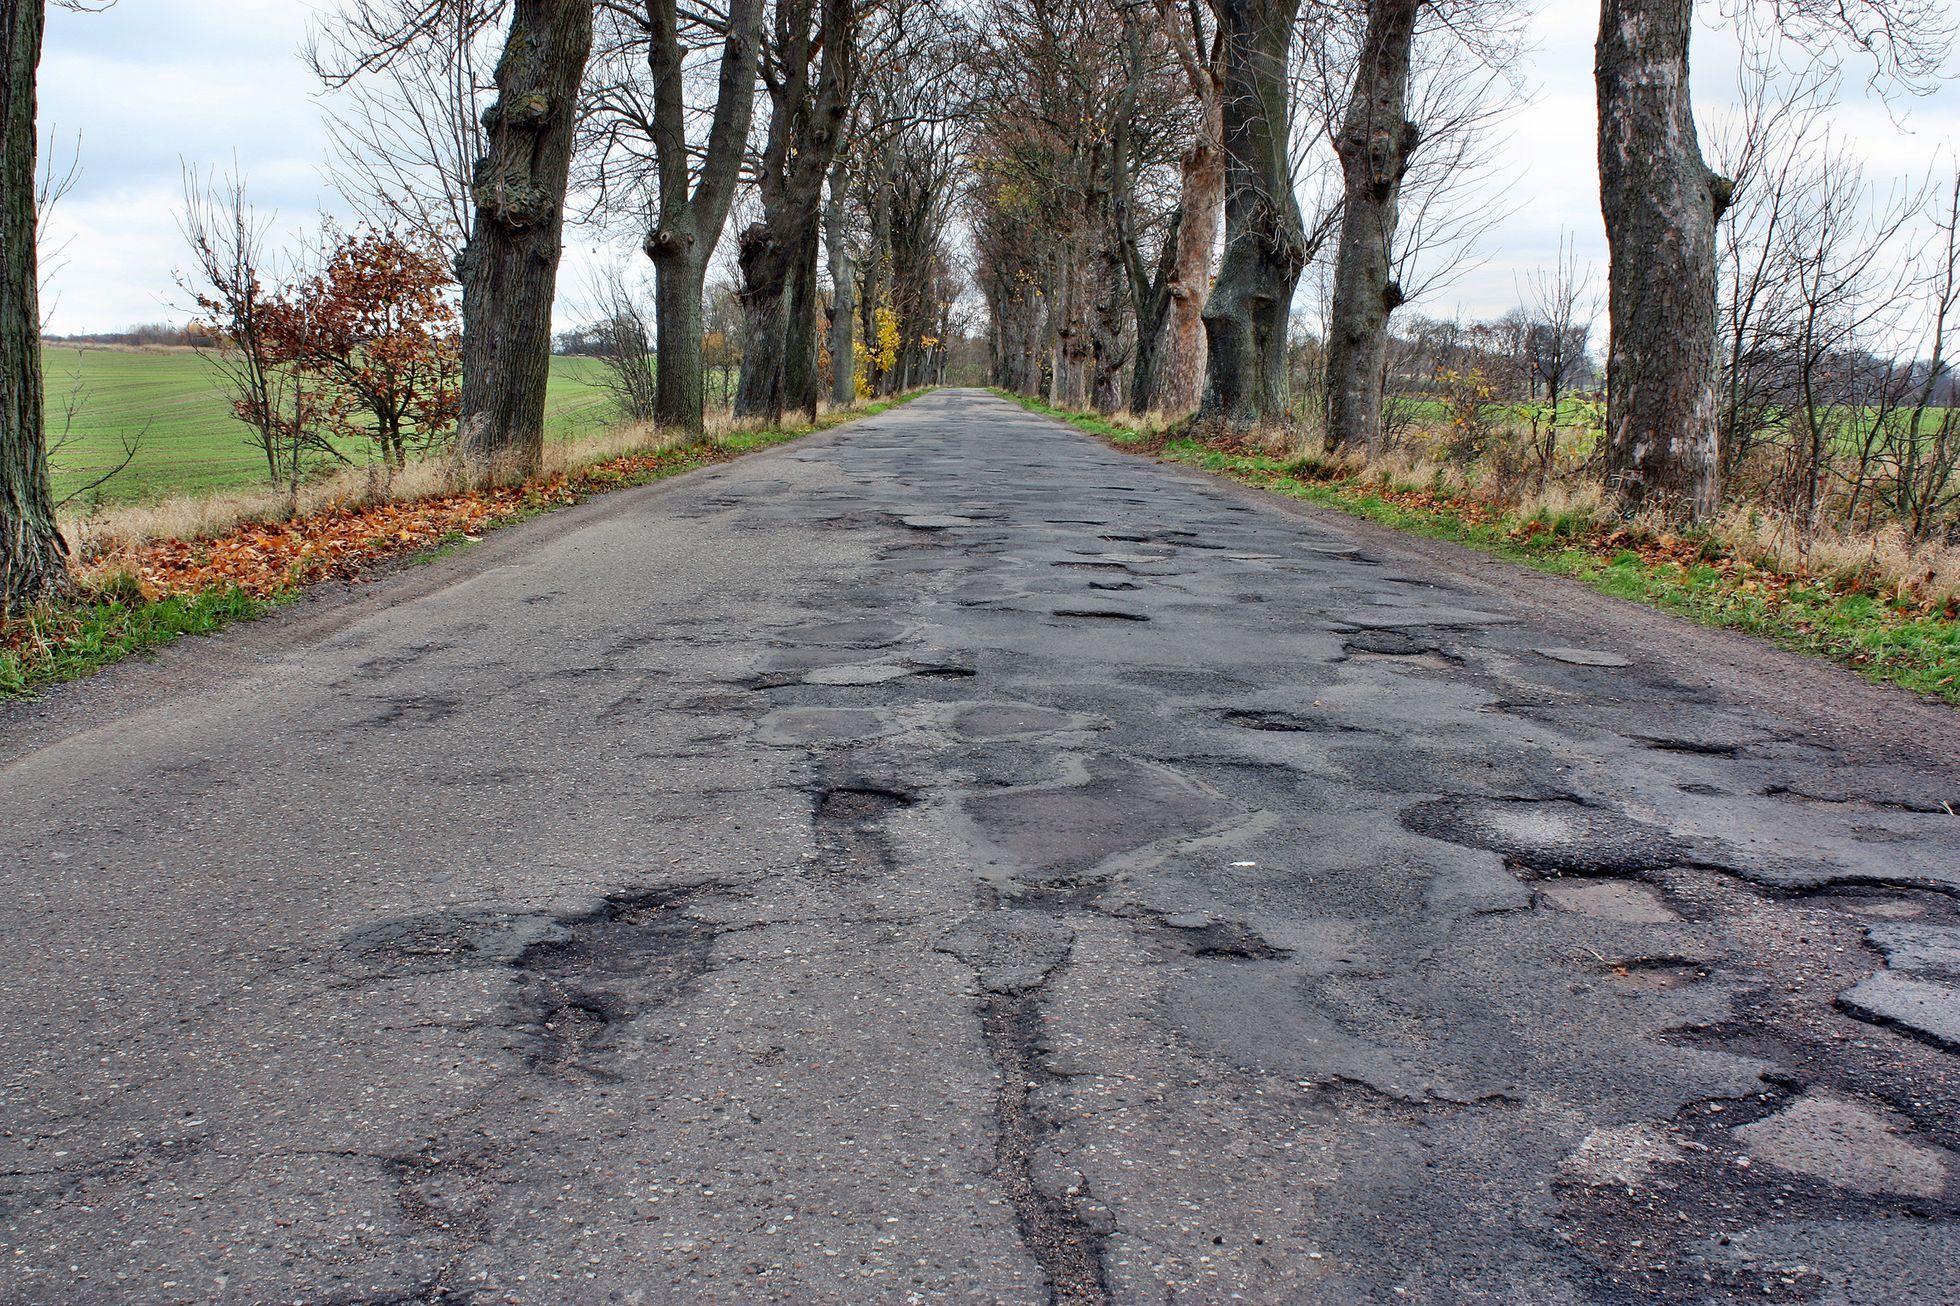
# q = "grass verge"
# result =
<box><xmin>1000</xmin><ymin>391</ymin><xmax>1960</xmax><ymax>706</ymax></box>
<box><xmin>2</xmin><ymin>392</ymin><xmax>924</xmax><ymax>699</ymax></box>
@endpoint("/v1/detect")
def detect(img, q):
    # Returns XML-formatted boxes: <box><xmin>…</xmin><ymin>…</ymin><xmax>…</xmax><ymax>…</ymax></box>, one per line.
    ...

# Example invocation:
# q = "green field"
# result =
<box><xmin>39</xmin><ymin>346</ymin><xmax>619</xmax><ymax>507</ymax></box>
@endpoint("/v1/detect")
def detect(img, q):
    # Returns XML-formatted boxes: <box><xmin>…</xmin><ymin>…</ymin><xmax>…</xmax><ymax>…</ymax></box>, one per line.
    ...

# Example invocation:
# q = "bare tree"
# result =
<box><xmin>3</xmin><ymin>0</ymin><xmax>77</xmax><ymax>614</ymax></box>
<box><xmin>825</xmin><ymin>153</ymin><xmax>858</xmax><ymax>407</ymax></box>
<box><xmin>455</xmin><ymin>0</ymin><xmax>594</xmax><ymax>477</ymax></box>
<box><xmin>1197</xmin><ymin>0</ymin><xmax>1308</xmax><ymax>428</ymax></box>
<box><xmin>1709</xmin><ymin>60</ymin><xmax>1833</xmax><ymax>483</ymax></box>
<box><xmin>1885</xmin><ymin>171</ymin><xmax>1960</xmax><ymax>540</ymax></box>
<box><xmin>1775</xmin><ymin>141</ymin><xmax>1919</xmax><ymax>535</ymax></box>
<box><xmin>1595</xmin><ymin>0</ymin><xmax>1731</xmax><ymax>520</ymax></box>
<box><xmin>600</xmin><ymin>0</ymin><xmax>765</xmax><ymax>435</ymax></box>
<box><xmin>1141</xmin><ymin>0</ymin><xmax>1224</xmax><ymax>415</ymax></box>
<box><xmin>1519</xmin><ymin>232</ymin><xmax>1597</xmax><ymax>485</ymax></box>
<box><xmin>582</xmin><ymin>259</ymin><xmax>658</xmax><ymax>423</ymax></box>
<box><xmin>733</xmin><ymin>0</ymin><xmax>855</xmax><ymax>424</ymax></box>
<box><xmin>1595</xmin><ymin>0</ymin><xmax>1951</xmax><ymax>522</ymax></box>
<box><xmin>178</xmin><ymin>171</ymin><xmax>339</xmax><ymax>494</ymax></box>
<box><xmin>309</xmin><ymin>0</ymin><xmax>505</xmax><ymax>260</ymax></box>
<box><xmin>1321</xmin><ymin>0</ymin><xmax>1420</xmax><ymax>453</ymax></box>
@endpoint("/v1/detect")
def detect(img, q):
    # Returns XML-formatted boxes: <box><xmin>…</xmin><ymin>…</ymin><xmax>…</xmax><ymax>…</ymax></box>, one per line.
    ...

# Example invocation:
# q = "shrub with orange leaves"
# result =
<box><xmin>268</xmin><ymin>228</ymin><xmax>462</xmax><ymax>471</ymax></box>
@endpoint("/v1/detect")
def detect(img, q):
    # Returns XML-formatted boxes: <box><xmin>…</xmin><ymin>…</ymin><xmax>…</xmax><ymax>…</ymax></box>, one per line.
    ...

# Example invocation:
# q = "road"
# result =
<box><xmin>3</xmin><ymin>388</ymin><xmax>1958</xmax><ymax>1304</ymax></box>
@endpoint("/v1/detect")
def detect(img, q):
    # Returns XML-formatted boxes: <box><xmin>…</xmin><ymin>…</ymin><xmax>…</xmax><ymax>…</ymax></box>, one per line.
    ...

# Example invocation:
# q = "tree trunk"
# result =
<box><xmin>643</xmin><ymin>0</ymin><xmax>763</xmax><ymax>434</ymax></box>
<box><xmin>783</xmin><ymin>227</ymin><xmax>822</xmax><ymax>417</ymax></box>
<box><xmin>652</xmin><ymin>252</ymin><xmax>707</xmax><ymax>436</ymax></box>
<box><xmin>1129</xmin><ymin>212</ymin><xmax>1180</xmax><ymax>414</ymax></box>
<box><xmin>1050</xmin><ymin>228</ymin><xmax>1094</xmax><ymax>408</ymax></box>
<box><xmin>1</xmin><ymin>0</ymin><xmax>67</xmax><ymax>617</ymax></box>
<box><xmin>1090</xmin><ymin>234</ymin><xmax>1130</xmax><ymax>413</ymax></box>
<box><xmin>456</xmin><ymin>0</ymin><xmax>593</xmax><ymax>479</ymax></box>
<box><xmin>825</xmin><ymin>164</ymin><xmax>856</xmax><ymax>408</ymax></box>
<box><xmin>1323</xmin><ymin>0</ymin><xmax>1420</xmax><ymax>454</ymax></box>
<box><xmin>1197</xmin><ymin>0</ymin><xmax>1306</xmax><ymax>428</ymax></box>
<box><xmin>732</xmin><ymin>0</ymin><xmax>850</xmax><ymax>426</ymax></box>
<box><xmin>1596</xmin><ymin>0</ymin><xmax>1728</xmax><ymax>520</ymax></box>
<box><xmin>733</xmin><ymin>223</ymin><xmax>793</xmax><ymax>424</ymax></box>
<box><xmin>1158</xmin><ymin>91</ymin><xmax>1224</xmax><ymax>414</ymax></box>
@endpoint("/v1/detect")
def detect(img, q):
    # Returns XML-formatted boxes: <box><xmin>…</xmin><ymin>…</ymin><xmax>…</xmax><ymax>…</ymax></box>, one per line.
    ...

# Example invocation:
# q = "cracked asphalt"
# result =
<box><xmin>4</xmin><ymin>387</ymin><xmax>1959</xmax><ymax>1304</ymax></box>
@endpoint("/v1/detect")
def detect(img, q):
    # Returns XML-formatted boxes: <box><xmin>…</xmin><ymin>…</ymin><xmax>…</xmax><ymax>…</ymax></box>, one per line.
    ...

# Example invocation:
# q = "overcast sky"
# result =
<box><xmin>36</xmin><ymin>0</ymin><xmax>1960</xmax><ymax>338</ymax></box>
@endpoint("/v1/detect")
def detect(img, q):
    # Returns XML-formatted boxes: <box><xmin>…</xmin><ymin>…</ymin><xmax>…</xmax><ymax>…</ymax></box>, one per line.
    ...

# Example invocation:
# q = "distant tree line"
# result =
<box><xmin>43</xmin><ymin>322</ymin><xmax>218</xmax><ymax>348</ymax></box>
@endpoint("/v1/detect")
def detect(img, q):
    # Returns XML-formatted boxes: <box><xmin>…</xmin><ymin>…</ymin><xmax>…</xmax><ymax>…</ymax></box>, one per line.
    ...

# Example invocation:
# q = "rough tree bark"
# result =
<box><xmin>1092</xmin><ymin>55</ymin><xmax>1142</xmax><ymax>416</ymax></box>
<box><xmin>457</xmin><ymin>0</ymin><xmax>594</xmax><ymax>478</ymax></box>
<box><xmin>1197</xmin><ymin>0</ymin><xmax>1307</xmax><ymax>428</ymax></box>
<box><xmin>824</xmin><ymin>157</ymin><xmax>856</xmax><ymax>409</ymax></box>
<box><xmin>1</xmin><ymin>0</ymin><xmax>69</xmax><ymax>616</ymax></box>
<box><xmin>1050</xmin><ymin>241</ymin><xmax>1093</xmax><ymax>408</ymax></box>
<box><xmin>1322</xmin><ymin>0</ymin><xmax>1421</xmax><ymax>454</ymax></box>
<box><xmin>1089</xmin><ymin>240</ymin><xmax>1130</xmax><ymax>413</ymax></box>
<box><xmin>1596</xmin><ymin>0</ymin><xmax>1728</xmax><ymax>520</ymax></box>
<box><xmin>1128</xmin><ymin>212</ymin><xmax>1181</xmax><ymax>414</ymax></box>
<box><xmin>733</xmin><ymin>0</ymin><xmax>851</xmax><ymax>424</ymax></box>
<box><xmin>643</xmin><ymin>0</ymin><xmax>763</xmax><ymax>434</ymax></box>
<box><xmin>1145</xmin><ymin>0</ymin><xmax>1224</xmax><ymax>416</ymax></box>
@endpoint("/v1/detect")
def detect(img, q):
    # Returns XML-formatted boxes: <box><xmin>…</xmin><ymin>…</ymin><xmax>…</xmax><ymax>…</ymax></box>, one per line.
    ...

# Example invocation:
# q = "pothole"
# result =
<box><xmin>513</xmin><ymin>884</ymin><xmax>727</xmax><ymax>1076</ymax></box>
<box><xmin>1346</xmin><ymin>649</ymin><xmax>1457</xmax><ymax>671</ymax></box>
<box><xmin>1591</xmin><ymin>955</ymin><xmax>1709</xmax><ymax>990</ymax></box>
<box><xmin>337</xmin><ymin>909</ymin><xmax>570</xmax><ymax>979</ymax></box>
<box><xmin>1343</xmin><ymin>630</ymin><xmax>1452</xmax><ymax>659</ymax></box>
<box><xmin>813</xmin><ymin>782</ymin><xmax>917</xmax><ymax>878</ymax></box>
<box><xmin>981</xmin><ymin>992</ymin><xmax>1113</xmax><ymax>1306</ymax></box>
<box><xmin>906</xmin><ymin>662</ymin><xmax>978</xmax><ymax>679</ymax></box>
<box><xmin>1638</xmin><ymin>736</ymin><xmax>1742</xmax><ymax>757</ymax></box>
<box><xmin>1159</xmin><ymin>916</ymin><xmax>1290</xmax><ymax>961</ymax></box>
<box><xmin>1734</xmin><ymin>1090</ymin><xmax>1954</xmax><ymax>1198</ymax></box>
<box><xmin>757</xmin><ymin>706</ymin><xmax>893</xmax><ymax>746</ymax></box>
<box><xmin>779</xmin><ymin>618</ymin><xmax>909</xmax><ymax>648</ymax></box>
<box><xmin>1051</xmin><ymin>609</ymin><xmax>1150</xmax><ymax>623</ymax></box>
<box><xmin>1219</xmin><ymin>708</ymin><xmax>1354</xmax><ymax>734</ymax></box>
<box><xmin>816</xmin><ymin>785</ymin><xmax>915</xmax><ymax>823</ymax></box>
<box><xmin>955</xmin><ymin>705</ymin><xmax>1082</xmax><ymax>741</ymax></box>
<box><xmin>1401</xmin><ymin>795</ymin><xmax>1696</xmax><ymax>877</ymax></box>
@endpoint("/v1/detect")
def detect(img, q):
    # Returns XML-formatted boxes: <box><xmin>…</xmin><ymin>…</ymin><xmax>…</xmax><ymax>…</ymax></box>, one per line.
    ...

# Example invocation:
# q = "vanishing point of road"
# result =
<box><xmin>3</xmin><ymin>389</ymin><xmax>1958</xmax><ymax>1304</ymax></box>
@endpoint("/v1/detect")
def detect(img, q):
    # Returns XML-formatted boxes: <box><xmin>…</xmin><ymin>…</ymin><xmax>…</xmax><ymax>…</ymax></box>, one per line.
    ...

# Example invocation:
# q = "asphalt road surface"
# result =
<box><xmin>4</xmin><ymin>388</ymin><xmax>1958</xmax><ymax>1305</ymax></box>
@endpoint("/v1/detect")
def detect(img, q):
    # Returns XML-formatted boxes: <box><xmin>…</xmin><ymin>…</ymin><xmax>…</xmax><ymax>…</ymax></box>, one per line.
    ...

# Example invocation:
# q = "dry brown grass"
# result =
<box><xmin>1045</xmin><ymin>394</ymin><xmax>1960</xmax><ymax>608</ymax></box>
<box><xmin>62</xmin><ymin>390</ymin><xmax>871</xmax><ymax>562</ymax></box>
<box><xmin>1717</xmin><ymin>512</ymin><xmax>1960</xmax><ymax>606</ymax></box>
<box><xmin>63</xmin><ymin>419</ymin><xmax>721</xmax><ymax>559</ymax></box>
